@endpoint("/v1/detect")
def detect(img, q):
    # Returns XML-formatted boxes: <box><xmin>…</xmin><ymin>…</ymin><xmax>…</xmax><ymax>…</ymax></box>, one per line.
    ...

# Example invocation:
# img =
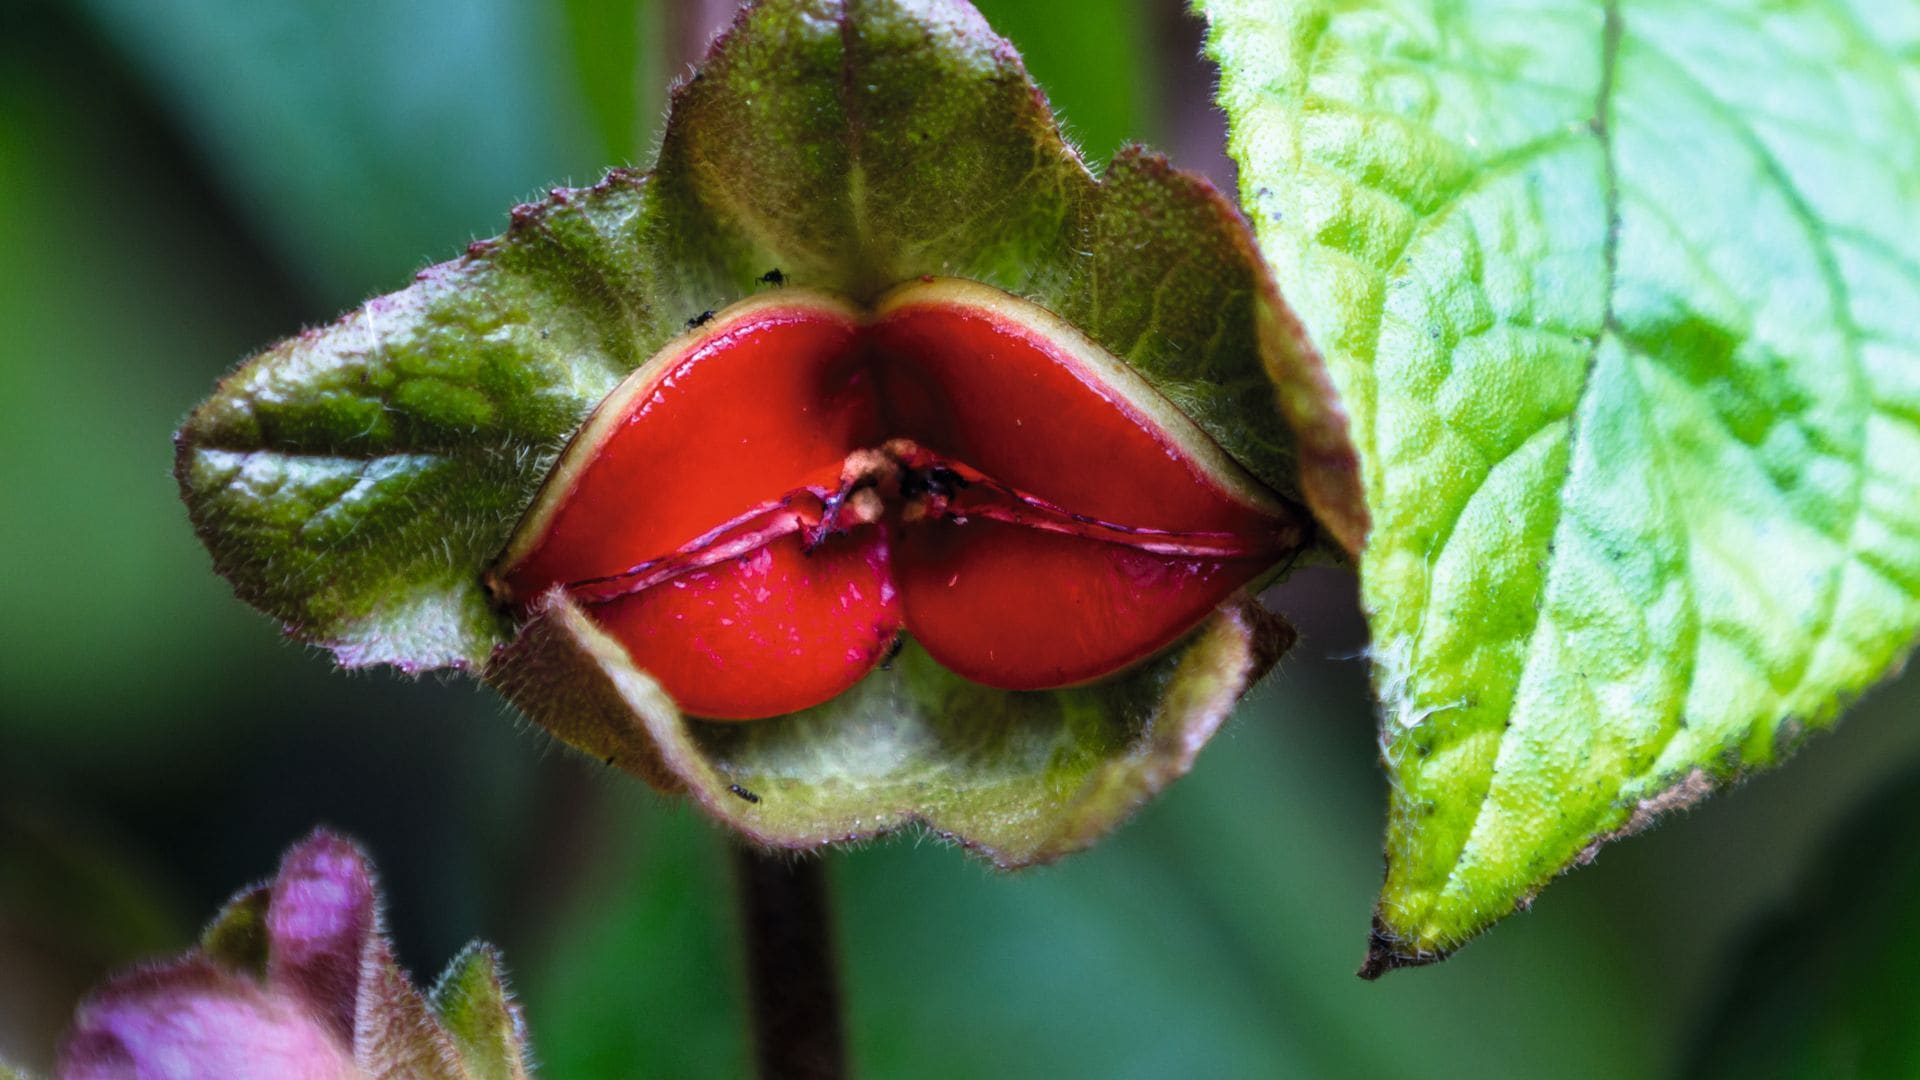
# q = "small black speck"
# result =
<box><xmin>540</xmin><ymin>328</ymin><xmax>550</xmax><ymax>339</ymax></box>
<box><xmin>604</xmin><ymin>755</ymin><xmax>616</xmax><ymax>766</ymax></box>
<box><xmin>729</xmin><ymin>783</ymin><xmax>761</xmax><ymax>804</ymax></box>
<box><xmin>878</xmin><ymin>635</ymin><xmax>906</xmax><ymax>670</ymax></box>
<box><xmin>900</xmin><ymin>465</ymin><xmax>969</xmax><ymax>502</ymax></box>
<box><xmin>687</xmin><ymin>309</ymin><xmax>716</xmax><ymax>329</ymax></box>
<box><xmin>759</xmin><ymin>268</ymin><xmax>786</xmax><ymax>286</ymax></box>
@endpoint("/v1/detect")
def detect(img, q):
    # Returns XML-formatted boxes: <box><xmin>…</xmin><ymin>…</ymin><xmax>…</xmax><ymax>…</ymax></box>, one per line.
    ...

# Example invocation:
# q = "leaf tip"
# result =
<box><xmin>1356</xmin><ymin>913</ymin><xmax>1450</xmax><ymax>981</ymax></box>
<box><xmin>199</xmin><ymin>884</ymin><xmax>274</xmax><ymax>976</ymax></box>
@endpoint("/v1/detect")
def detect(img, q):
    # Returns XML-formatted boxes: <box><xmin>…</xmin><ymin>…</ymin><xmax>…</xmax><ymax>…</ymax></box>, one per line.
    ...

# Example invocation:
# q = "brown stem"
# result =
<box><xmin>733</xmin><ymin>846</ymin><xmax>848</xmax><ymax>1079</ymax></box>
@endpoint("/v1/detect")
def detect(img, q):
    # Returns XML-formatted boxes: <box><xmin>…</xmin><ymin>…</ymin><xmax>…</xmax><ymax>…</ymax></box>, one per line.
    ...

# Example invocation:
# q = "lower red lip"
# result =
<box><xmin>494</xmin><ymin>279</ymin><xmax>1295</xmax><ymax>719</ymax></box>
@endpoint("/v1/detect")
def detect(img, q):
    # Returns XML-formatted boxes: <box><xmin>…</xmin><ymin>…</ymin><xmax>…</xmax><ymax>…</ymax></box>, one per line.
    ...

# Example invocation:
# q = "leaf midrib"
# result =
<box><xmin>1422</xmin><ymin>0</ymin><xmax>1625</xmax><ymax>917</ymax></box>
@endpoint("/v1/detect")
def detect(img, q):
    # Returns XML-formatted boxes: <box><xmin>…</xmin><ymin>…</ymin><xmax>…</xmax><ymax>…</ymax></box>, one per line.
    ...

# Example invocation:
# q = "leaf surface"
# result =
<box><xmin>1204</xmin><ymin>0</ymin><xmax>1920</xmax><ymax>967</ymax></box>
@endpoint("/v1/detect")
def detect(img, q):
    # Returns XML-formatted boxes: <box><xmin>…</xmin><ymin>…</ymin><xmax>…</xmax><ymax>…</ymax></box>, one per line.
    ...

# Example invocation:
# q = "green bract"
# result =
<box><xmin>176</xmin><ymin>0</ymin><xmax>1311</xmax><ymax>863</ymax></box>
<box><xmin>1204</xmin><ymin>0</ymin><xmax>1920</xmax><ymax>969</ymax></box>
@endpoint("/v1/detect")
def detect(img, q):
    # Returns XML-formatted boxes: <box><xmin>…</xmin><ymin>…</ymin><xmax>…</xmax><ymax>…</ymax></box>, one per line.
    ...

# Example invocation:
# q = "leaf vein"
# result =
<box><xmin>1439</xmin><ymin>0</ymin><xmax>1625</xmax><ymax>904</ymax></box>
<box><xmin>1628</xmin><ymin>31</ymin><xmax>1873</xmax><ymax>725</ymax></box>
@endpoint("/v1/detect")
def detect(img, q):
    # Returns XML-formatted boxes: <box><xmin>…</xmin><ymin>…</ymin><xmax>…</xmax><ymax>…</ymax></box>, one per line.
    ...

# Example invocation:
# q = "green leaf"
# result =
<box><xmin>558</xmin><ymin>0</ymin><xmax>668</xmax><ymax>166</ymax></box>
<box><xmin>431</xmin><ymin>944</ymin><xmax>533</xmax><ymax>1080</ymax></box>
<box><xmin>522</xmin><ymin>808</ymin><xmax>744</xmax><ymax>1077</ymax></box>
<box><xmin>175</xmin><ymin>216</ymin><xmax>653</xmax><ymax>670</ymax></box>
<box><xmin>199</xmin><ymin>885</ymin><xmax>271</xmax><ymax>976</ymax></box>
<box><xmin>178</xmin><ymin>0</ymin><xmax>1307</xmax><ymax>856</ymax></box>
<box><xmin>1689</xmin><ymin>771</ymin><xmax>1920</xmax><ymax>1078</ymax></box>
<box><xmin>1203</xmin><ymin>0</ymin><xmax>1920</xmax><ymax>968</ymax></box>
<box><xmin>970</xmin><ymin>0</ymin><xmax>1152</xmax><ymax>167</ymax></box>
<box><xmin>0</xmin><ymin>43</ymin><xmax>319</xmax><ymax>743</ymax></box>
<box><xmin>73</xmin><ymin>0</ymin><xmax>606</xmax><ymax>304</ymax></box>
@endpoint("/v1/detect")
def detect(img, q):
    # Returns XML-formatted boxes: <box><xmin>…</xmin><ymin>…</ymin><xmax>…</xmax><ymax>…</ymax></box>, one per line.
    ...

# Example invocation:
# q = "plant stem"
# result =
<box><xmin>733</xmin><ymin>846</ymin><xmax>848</xmax><ymax>1079</ymax></box>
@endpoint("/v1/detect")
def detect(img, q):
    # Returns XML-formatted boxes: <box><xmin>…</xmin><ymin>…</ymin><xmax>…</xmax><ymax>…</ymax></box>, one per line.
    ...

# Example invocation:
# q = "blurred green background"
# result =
<box><xmin>4</xmin><ymin>1</ymin><xmax>1920</xmax><ymax>1076</ymax></box>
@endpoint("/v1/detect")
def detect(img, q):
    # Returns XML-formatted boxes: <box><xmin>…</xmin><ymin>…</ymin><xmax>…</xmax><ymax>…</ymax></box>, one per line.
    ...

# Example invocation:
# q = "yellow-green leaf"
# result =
<box><xmin>1204</xmin><ymin>0</ymin><xmax>1920</xmax><ymax>969</ymax></box>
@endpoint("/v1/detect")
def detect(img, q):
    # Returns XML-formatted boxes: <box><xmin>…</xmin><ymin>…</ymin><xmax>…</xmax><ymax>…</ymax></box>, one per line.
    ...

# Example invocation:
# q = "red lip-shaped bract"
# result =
<box><xmin>494</xmin><ymin>278</ymin><xmax>1296</xmax><ymax>719</ymax></box>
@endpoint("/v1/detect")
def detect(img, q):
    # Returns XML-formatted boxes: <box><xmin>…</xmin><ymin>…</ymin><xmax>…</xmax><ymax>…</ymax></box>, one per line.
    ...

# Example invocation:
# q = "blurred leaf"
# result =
<box><xmin>523</xmin><ymin>806</ymin><xmax>745</xmax><ymax>1079</ymax></box>
<box><xmin>73</xmin><ymin>0</ymin><xmax>609</xmax><ymax>303</ymax></box>
<box><xmin>0</xmin><ymin>815</ymin><xmax>183</xmax><ymax>977</ymax></box>
<box><xmin>969</xmin><ymin>0</ymin><xmax>1150</xmax><ymax>165</ymax></box>
<box><xmin>0</xmin><ymin>34</ymin><xmax>306</xmax><ymax>741</ymax></box>
<box><xmin>71</xmin><ymin>0</ymin><xmax>1161</xmax><ymax>306</ymax></box>
<box><xmin>517</xmin><ymin>638</ymin><xmax>1679</xmax><ymax>1079</ymax></box>
<box><xmin>1204</xmin><ymin>0</ymin><xmax>1920</xmax><ymax>967</ymax></box>
<box><xmin>0</xmin><ymin>811</ymin><xmax>186</xmax><ymax>1074</ymax></box>
<box><xmin>1689</xmin><ymin>770</ymin><xmax>1920</xmax><ymax>1079</ymax></box>
<box><xmin>558</xmin><ymin>0</ymin><xmax>667</xmax><ymax>165</ymax></box>
<box><xmin>841</xmin><ymin>675</ymin><xmax>1657</xmax><ymax>1079</ymax></box>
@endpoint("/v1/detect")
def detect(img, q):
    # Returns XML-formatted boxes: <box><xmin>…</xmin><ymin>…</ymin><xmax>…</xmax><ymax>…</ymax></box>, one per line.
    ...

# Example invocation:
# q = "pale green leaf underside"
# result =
<box><xmin>490</xmin><ymin>592</ymin><xmax>1289</xmax><ymax>867</ymax></box>
<box><xmin>1205</xmin><ymin>0</ymin><xmax>1920</xmax><ymax>963</ymax></box>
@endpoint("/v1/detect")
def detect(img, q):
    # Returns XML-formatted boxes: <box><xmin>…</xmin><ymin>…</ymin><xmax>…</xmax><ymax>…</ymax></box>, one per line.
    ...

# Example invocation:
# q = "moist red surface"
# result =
<box><xmin>508</xmin><ymin>309</ymin><xmax>876</xmax><ymax>591</ymax></box>
<box><xmin>502</xmin><ymin>294</ymin><xmax>1283</xmax><ymax>719</ymax></box>
<box><xmin>868</xmin><ymin>304</ymin><xmax>1273</xmax><ymax>536</ymax></box>
<box><xmin>591</xmin><ymin>531</ymin><xmax>897</xmax><ymax>720</ymax></box>
<box><xmin>894</xmin><ymin>518</ymin><xmax>1271</xmax><ymax>690</ymax></box>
